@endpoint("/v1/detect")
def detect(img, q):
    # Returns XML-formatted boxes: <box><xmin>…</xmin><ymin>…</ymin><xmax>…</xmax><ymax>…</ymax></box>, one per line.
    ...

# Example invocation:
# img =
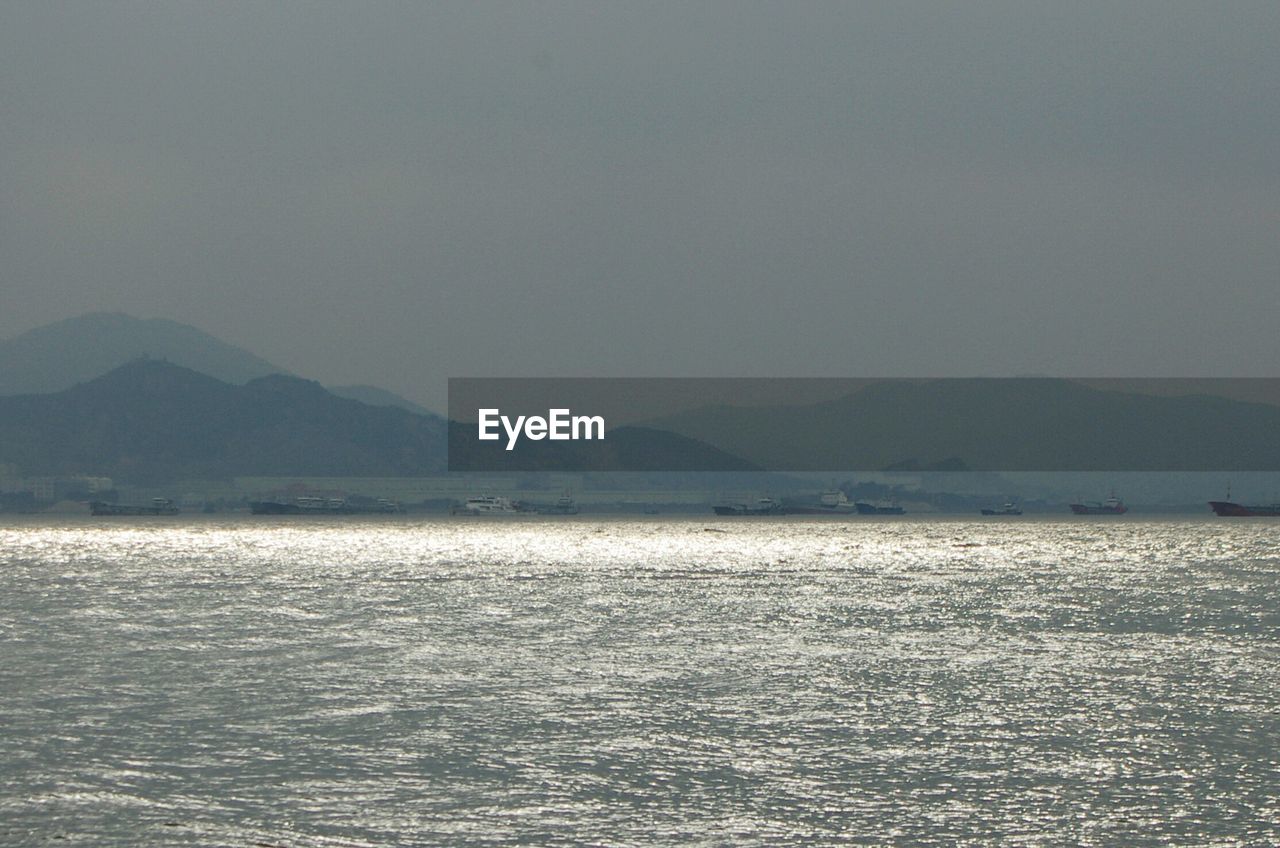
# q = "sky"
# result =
<box><xmin>2</xmin><ymin>2</ymin><xmax>1278</xmax><ymax>409</ymax></box>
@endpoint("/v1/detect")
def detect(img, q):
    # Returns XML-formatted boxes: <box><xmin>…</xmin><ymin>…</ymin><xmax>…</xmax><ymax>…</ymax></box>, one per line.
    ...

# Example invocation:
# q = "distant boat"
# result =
<box><xmin>90</xmin><ymin>497</ymin><xmax>179</xmax><ymax>516</ymax></box>
<box><xmin>541</xmin><ymin>493</ymin><xmax>580</xmax><ymax>515</ymax></box>
<box><xmin>452</xmin><ymin>495</ymin><xmax>525</xmax><ymax>515</ymax></box>
<box><xmin>1208</xmin><ymin>500</ymin><xmax>1280</xmax><ymax>517</ymax></box>
<box><xmin>250</xmin><ymin>496</ymin><xmax>402</xmax><ymax>515</ymax></box>
<box><xmin>1207</xmin><ymin>484</ymin><xmax>1280</xmax><ymax>517</ymax></box>
<box><xmin>981</xmin><ymin>500</ymin><xmax>1023</xmax><ymax>516</ymax></box>
<box><xmin>1069</xmin><ymin>493</ymin><xmax>1128</xmax><ymax>515</ymax></box>
<box><xmin>854</xmin><ymin>499</ymin><xmax>905</xmax><ymax>515</ymax></box>
<box><xmin>713</xmin><ymin>497</ymin><xmax>784</xmax><ymax>516</ymax></box>
<box><xmin>783</xmin><ymin>490</ymin><xmax>858</xmax><ymax>515</ymax></box>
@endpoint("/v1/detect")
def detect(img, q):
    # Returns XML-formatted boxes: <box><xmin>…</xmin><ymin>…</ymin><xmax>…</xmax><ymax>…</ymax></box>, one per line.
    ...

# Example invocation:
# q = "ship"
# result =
<box><xmin>981</xmin><ymin>500</ymin><xmax>1023</xmax><ymax>516</ymax></box>
<box><xmin>1069</xmin><ymin>493</ymin><xmax>1128</xmax><ymax>515</ymax></box>
<box><xmin>782</xmin><ymin>490</ymin><xmax>859</xmax><ymax>515</ymax></box>
<box><xmin>1209</xmin><ymin>501</ymin><xmax>1280</xmax><ymax>516</ymax></box>
<box><xmin>451</xmin><ymin>495</ymin><xmax>527</xmax><ymax>515</ymax></box>
<box><xmin>854</xmin><ymin>499</ymin><xmax>905</xmax><ymax>515</ymax></box>
<box><xmin>90</xmin><ymin>497</ymin><xmax>179</xmax><ymax>516</ymax></box>
<box><xmin>540</xmin><ymin>493</ymin><xmax>580</xmax><ymax>515</ymax></box>
<box><xmin>713</xmin><ymin>497</ymin><xmax>784</xmax><ymax>516</ymax></box>
<box><xmin>250</xmin><ymin>496</ymin><xmax>402</xmax><ymax>515</ymax></box>
<box><xmin>1208</xmin><ymin>486</ymin><xmax>1280</xmax><ymax>516</ymax></box>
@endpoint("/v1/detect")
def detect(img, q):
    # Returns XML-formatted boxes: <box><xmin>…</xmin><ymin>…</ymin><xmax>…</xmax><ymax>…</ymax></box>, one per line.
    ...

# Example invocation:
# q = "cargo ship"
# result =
<box><xmin>90</xmin><ymin>497</ymin><xmax>179</xmax><ymax>516</ymax></box>
<box><xmin>854</xmin><ymin>499</ymin><xmax>905</xmax><ymax>515</ymax></box>
<box><xmin>251</xmin><ymin>496</ymin><xmax>402</xmax><ymax>515</ymax></box>
<box><xmin>1069</xmin><ymin>493</ymin><xmax>1127</xmax><ymax>515</ymax></box>
<box><xmin>1209</xmin><ymin>500</ymin><xmax>1280</xmax><ymax>516</ymax></box>
<box><xmin>713</xmin><ymin>497</ymin><xmax>784</xmax><ymax>516</ymax></box>
<box><xmin>782</xmin><ymin>490</ymin><xmax>858</xmax><ymax>515</ymax></box>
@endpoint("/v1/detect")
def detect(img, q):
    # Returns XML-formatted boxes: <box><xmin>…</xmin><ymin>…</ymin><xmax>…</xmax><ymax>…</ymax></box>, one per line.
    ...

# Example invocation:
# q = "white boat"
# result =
<box><xmin>452</xmin><ymin>495</ymin><xmax>524</xmax><ymax>515</ymax></box>
<box><xmin>541</xmin><ymin>492</ymin><xmax>580</xmax><ymax>515</ymax></box>
<box><xmin>782</xmin><ymin>490</ymin><xmax>858</xmax><ymax>515</ymax></box>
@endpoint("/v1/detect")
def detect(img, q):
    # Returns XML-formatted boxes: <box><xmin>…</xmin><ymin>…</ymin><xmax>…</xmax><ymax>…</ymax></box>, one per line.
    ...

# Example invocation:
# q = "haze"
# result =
<box><xmin>3</xmin><ymin>2</ymin><xmax>1278</xmax><ymax>410</ymax></box>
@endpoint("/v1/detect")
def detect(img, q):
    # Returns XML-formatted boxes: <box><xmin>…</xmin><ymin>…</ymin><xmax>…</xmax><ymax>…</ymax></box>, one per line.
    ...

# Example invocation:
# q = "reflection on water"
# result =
<box><xmin>1</xmin><ymin>516</ymin><xmax>1278</xmax><ymax>845</ymax></box>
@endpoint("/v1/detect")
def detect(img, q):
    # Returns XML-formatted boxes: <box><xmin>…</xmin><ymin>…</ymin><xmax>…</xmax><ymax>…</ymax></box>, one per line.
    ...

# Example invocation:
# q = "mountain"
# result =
<box><xmin>448</xmin><ymin>423</ymin><xmax>759</xmax><ymax>472</ymax></box>
<box><xmin>0</xmin><ymin>359</ymin><xmax>447</xmax><ymax>483</ymax></box>
<box><xmin>1</xmin><ymin>312</ymin><xmax>442</xmax><ymax>415</ymax></box>
<box><xmin>327</xmin><ymin>384</ymin><xmax>435</xmax><ymax>416</ymax></box>
<box><xmin>0</xmin><ymin>312</ymin><xmax>287</xmax><ymax>394</ymax></box>
<box><xmin>645</xmin><ymin>378</ymin><xmax>1280</xmax><ymax>471</ymax></box>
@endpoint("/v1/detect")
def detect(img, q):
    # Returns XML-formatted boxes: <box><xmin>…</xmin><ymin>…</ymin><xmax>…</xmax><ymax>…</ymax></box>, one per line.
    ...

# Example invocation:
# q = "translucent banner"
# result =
<box><xmin>447</xmin><ymin>378</ymin><xmax>1280</xmax><ymax>472</ymax></box>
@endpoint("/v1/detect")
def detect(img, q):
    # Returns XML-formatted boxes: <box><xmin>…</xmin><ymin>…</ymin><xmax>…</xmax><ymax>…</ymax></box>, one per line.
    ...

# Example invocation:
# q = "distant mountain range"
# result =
<box><xmin>646</xmin><ymin>378</ymin><xmax>1280</xmax><ymax>471</ymax></box>
<box><xmin>0</xmin><ymin>312</ymin><xmax>432</xmax><ymax>415</ymax></box>
<box><xmin>447</xmin><ymin>422</ymin><xmax>759</xmax><ymax>473</ymax></box>
<box><xmin>0</xmin><ymin>358</ymin><xmax>757</xmax><ymax>483</ymax></box>
<box><xmin>0</xmin><ymin>360</ymin><xmax>449</xmax><ymax>483</ymax></box>
<box><xmin>324</xmin><ymin>383</ymin><xmax>435</xmax><ymax>417</ymax></box>
<box><xmin>0</xmin><ymin>312</ymin><xmax>284</xmax><ymax>394</ymax></box>
<box><xmin>8</xmin><ymin>316</ymin><xmax>1280</xmax><ymax>480</ymax></box>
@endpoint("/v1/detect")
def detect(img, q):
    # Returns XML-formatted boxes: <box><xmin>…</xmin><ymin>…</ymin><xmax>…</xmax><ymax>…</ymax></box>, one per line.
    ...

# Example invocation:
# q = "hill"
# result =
<box><xmin>1</xmin><ymin>312</ymin><xmax>440</xmax><ymax>415</ymax></box>
<box><xmin>0</xmin><ymin>359</ymin><xmax>447</xmax><ymax>483</ymax></box>
<box><xmin>327</xmin><ymin>383</ymin><xmax>436</xmax><ymax>416</ymax></box>
<box><xmin>0</xmin><ymin>312</ymin><xmax>287</xmax><ymax>394</ymax></box>
<box><xmin>646</xmin><ymin>378</ymin><xmax>1280</xmax><ymax>471</ymax></box>
<box><xmin>448</xmin><ymin>423</ymin><xmax>759</xmax><ymax>472</ymax></box>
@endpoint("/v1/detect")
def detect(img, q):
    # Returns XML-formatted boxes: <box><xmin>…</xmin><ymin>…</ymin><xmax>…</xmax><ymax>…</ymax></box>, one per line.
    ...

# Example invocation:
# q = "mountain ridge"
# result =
<box><xmin>0</xmin><ymin>312</ymin><xmax>286</xmax><ymax>394</ymax></box>
<box><xmin>0</xmin><ymin>359</ymin><xmax>448</xmax><ymax>483</ymax></box>
<box><xmin>0</xmin><ymin>312</ymin><xmax>437</xmax><ymax>415</ymax></box>
<box><xmin>645</xmin><ymin>377</ymin><xmax>1280</xmax><ymax>471</ymax></box>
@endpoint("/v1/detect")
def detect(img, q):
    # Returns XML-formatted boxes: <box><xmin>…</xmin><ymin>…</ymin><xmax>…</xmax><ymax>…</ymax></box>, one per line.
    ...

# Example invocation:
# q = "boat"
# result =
<box><xmin>250</xmin><ymin>497</ymin><xmax>402</xmax><ymax>515</ymax></box>
<box><xmin>1069</xmin><ymin>493</ymin><xmax>1127</xmax><ymax>515</ymax></box>
<box><xmin>1208</xmin><ymin>487</ymin><xmax>1280</xmax><ymax>517</ymax></box>
<box><xmin>451</xmin><ymin>495</ymin><xmax>526</xmax><ymax>515</ymax></box>
<box><xmin>981</xmin><ymin>500</ymin><xmax>1023</xmax><ymax>516</ymax></box>
<box><xmin>541</xmin><ymin>493</ymin><xmax>580</xmax><ymax>515</ymax></box>
<box><xmin>90</xmin><ymin>497</ymin><xmax>179</xmax><ymax>516</ymax></box>
<box><xmin>854</xmin><ymin>499</ymin><xmax>905</xmax><ymax>515</ymax></box>
<box><xmin>783</xmin><ymin>490</ymin><xmax>859</xmax><ymax>515</ymax></box>
<box><xmin>713</xmin><ymin>497</ymin><xmax>784</xmax><ymax>516</ymax></box>
<box><xmin>1209</xmin><ymin>500</ymin><xmax>1280</xmax><ymax>516</ymax></box>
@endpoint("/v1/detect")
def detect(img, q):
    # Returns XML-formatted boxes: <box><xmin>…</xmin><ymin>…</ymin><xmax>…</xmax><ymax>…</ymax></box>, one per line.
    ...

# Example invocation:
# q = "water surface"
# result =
<box><xmin>1</xmin><ymin>516</ymin><xmax>1277</xmax><ymax>845</ymax></box>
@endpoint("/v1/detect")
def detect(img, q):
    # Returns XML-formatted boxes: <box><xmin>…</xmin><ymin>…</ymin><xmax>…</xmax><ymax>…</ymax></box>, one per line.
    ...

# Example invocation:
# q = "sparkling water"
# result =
<box><xmin>2</xmin><ymin>516</ymin><xmax>1277</xmax><ymax>845</ymax></box>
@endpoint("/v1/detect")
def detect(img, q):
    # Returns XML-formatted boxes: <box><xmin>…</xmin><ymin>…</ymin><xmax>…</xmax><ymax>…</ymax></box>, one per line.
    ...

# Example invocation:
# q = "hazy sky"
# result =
<box><xmin>3</xmin><ymin>2</ymin><xmax>1278</xmax><ymax>408</ymax></box>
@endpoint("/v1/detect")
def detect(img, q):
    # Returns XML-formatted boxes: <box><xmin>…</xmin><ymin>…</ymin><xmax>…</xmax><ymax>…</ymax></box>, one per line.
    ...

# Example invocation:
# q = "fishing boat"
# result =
<box><xmin>981</xmin><ymin>500</ymin><xmax>1023</xmax><ymax>516</ymax></box>
<box><xmin>90</xmin><ymin>497</ymin><xmax>179</xmax><ymax>516</ymax></box>
<box><xmin>1069</xmin><ymin>493</ymin><xmax>1127</xmax><ymax>515</ymax></box>
<box><xmin>452</xmin><ymin>495</ymin><xmax>526</xmax><ymax>515</ymax></box>
<box><xmin>713</xmin><ymin>497</ymin><xmax>784</xmax><ymax>516</ymax></box>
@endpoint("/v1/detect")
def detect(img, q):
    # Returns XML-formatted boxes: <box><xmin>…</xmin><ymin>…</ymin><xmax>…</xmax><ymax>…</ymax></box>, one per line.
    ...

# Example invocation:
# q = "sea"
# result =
<box><xmin>1</xmin><ymin>515</ymin><xmax>1277</xmax><ymax>846</ymax></box>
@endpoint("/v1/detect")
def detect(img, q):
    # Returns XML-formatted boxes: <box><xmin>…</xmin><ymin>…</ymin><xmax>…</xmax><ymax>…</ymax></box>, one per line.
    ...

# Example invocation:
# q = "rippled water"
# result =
<box><xmin>1</xmin><ymin>515</ymin><xmax>1278</xmax><ymax>846</ymax></box>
